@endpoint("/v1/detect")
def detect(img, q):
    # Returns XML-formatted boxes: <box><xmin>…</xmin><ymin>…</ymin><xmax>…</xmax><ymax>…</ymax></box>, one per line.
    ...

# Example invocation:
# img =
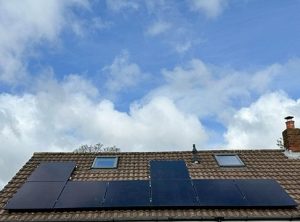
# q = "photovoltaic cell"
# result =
<box><xmin>5</xmin><ymin>182</ymin><xmax>65</xmax><ymax>210</ymax></box>
<box><xmin>235</xmin><ymin>179</ymin><xmax>297</xmax><ymax>207</ymax></box>
<box><xmin>104</xmin><ymin>180</ymin><xmax>150</xmax><ymax>207</ymax></box>
<box><xmin>193</xmin><ymin>179</ymin><xmax>247</xmax><ymax>207</ymax></box>
<box><xmin>150</xmin><ymin>160</ymin><xmax>190</xmax><ymax>180</ymax></box>
<box><xmin>151</xmin><ymin>180</ymin><xmax>197</xmax><ymax>207</ymax></box>
<box><xmin>55</xmin><ymin>181</ymin><xmax>107</xmax><ymax>209</ymax></box>
<box><xmin>27</xmin><ymin>162</ymin><xmax>76</xmax><ymax>182</ymax></box>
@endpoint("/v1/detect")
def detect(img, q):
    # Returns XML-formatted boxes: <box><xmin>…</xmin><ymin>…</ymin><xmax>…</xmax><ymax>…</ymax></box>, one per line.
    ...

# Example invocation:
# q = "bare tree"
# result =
<box><xmin>276</xmin><ymin>138</ymin><xmax>284</xmax><ymax>150</ymax></box>
<box><xmin>73</xmin><ymin>143</ymin><xmax>120</xmax><ymax>153</ymax></box>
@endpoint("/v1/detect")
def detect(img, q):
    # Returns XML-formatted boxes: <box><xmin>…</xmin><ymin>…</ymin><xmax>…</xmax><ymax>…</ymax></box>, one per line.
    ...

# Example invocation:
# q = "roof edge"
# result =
<box><xmin>17</xmin><ymin>215</ymin><xmax>300</xmax><ymax>222</ymax></box>
<box><xmin>33</xmin><ymin>148</ymin><xmax>283</xmax><ymax>155</ymax></box>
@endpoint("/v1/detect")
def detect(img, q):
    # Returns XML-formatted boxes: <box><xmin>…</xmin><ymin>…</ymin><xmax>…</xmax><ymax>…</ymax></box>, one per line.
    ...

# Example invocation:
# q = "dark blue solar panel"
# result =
<box><xmin>104</xmin><ymin>180</ymin><xmax>150</xmax><ymax>208</ymax></box>
<box><xmin>54</xmin><ymin>181</ymin><xmax>107</xmax><ymax>209</ymax></box>
<box><xmin>193</xmin><ymin>179</ymin><xmax>247</xmax><ymax>207</ymax></box>
<box><xmin>235</xmin><ymin>179</ymin><xmax>297</xmax><ymax>207</ymax></box>
<box><xmin>151</xmin><ymin>180</ymin><xmax>197</xmax><ymax>207</ymax></box>
<box><xmin>150</xmin><ymin>160</ymin><xmax>190</xmax><ymax>180</ymax></box>
<box><xmin>27</xmin><ymin>162</ymin><xmax>76</xmax><ymax>182</ymax></box>
<box><xmin>5</xmin><ymin>182</ymin><xmax>65</xmax><ymax>210</ymax></box>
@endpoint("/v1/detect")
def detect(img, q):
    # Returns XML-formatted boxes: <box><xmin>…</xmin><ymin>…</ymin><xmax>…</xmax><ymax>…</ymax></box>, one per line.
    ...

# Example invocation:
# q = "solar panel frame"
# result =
<box><xmin>27</xmin><ymin>162</ymin><xmax>76</xmax><ymax>182</ymax></box>
<box><xmin>150</xmin><ymin>160</ymin><xmax>190</xmax><ymax>180</ymax></box>
<box><xmin>104</xmin><ymin>180</ymin><xmax>150</xmax><ymax>208</ymax></box>
<box><xmin>151</xmin><ymin>179</ymin><xmax>198</xmax><ymax>207</ymax></box>
<box><xmin>5</xmin><ymin>182</ymin><xmax>66</xmax><ymax>210</ymax></box>
<box><xmin>192</xmin><ymin>179</ymin><xmax>248</xmax><ymax>207</ymax></box>
<box><xmin>235</xmin><ymin>179</ymin><xmax>298</xmax><ymax>207</ymax></box>
<box><xmin>54</xmin><ymin>181</ymin><xmax>108</xmax><ymax>209</ymax></box>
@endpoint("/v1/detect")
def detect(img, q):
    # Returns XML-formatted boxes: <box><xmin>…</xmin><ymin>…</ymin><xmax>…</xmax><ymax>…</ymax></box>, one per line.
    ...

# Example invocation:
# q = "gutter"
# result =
<box><xmin>7</xmin><ymin>215</ymin><xmax>300</xmax><ymax>222</ymax></box>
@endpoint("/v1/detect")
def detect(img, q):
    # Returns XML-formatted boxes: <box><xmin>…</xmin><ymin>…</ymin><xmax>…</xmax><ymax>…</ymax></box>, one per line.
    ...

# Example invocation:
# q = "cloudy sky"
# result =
<box><xmin>1</xmin><ymin>0</ymin><xmax>300</xmax><ymax>188</ymax></box>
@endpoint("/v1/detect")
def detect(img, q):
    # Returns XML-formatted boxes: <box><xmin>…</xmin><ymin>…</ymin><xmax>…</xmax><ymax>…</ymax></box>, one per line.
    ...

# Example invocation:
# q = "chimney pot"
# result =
<box><xmin>286</xmin><ymin>120</ymin><xmax>295</xmax><ymax>129</ymax></box>
<box><xmin>285</xmin><ymin>116</ymin><xmax>295</xmax><ymax>129</ymax></box>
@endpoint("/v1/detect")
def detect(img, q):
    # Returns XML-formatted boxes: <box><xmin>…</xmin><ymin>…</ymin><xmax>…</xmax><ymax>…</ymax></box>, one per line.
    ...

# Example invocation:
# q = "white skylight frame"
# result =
<box><xmin>91</xmin><ymin>156</ymin><xmax>119</xmax><ymax>169</ymax></box>
<box><xmin>214</xmin><ymin>154</ymin><xmax>245</xmax><ymax>167</ymax></box>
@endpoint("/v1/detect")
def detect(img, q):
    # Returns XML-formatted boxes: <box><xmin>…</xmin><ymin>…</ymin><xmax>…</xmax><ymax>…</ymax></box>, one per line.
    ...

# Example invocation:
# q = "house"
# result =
<box><xmin>0</xmin><ymin>118</ymin><xmax>300</xmax><ymax>221</ymax></box>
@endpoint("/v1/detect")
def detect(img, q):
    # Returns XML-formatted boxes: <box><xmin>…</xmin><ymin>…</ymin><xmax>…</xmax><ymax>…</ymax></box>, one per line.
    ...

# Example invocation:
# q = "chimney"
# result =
<box><xmin>282</xmin><ymin>116</ymin><xmax>300</xmax><ymax>152</ymax></box>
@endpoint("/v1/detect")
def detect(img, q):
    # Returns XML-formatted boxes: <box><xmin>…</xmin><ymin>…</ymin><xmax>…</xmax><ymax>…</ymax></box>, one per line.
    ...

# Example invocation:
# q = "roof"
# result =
<box><xmin>0</xmin><ymin>149</ymin><xmax>300</xmax><ymax>221</ymax></box>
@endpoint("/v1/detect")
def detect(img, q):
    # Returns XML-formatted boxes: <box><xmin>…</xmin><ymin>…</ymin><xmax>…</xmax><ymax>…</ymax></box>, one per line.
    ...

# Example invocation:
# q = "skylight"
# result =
<box><xmin>214</xmin><ymin>154</ymin><xmax>245</xmax><ymax>167</ymax></box>
<box><xmin>92</xmin><ymin>157</ymin><xmax>118</xmax><ymax>169</ymax></box>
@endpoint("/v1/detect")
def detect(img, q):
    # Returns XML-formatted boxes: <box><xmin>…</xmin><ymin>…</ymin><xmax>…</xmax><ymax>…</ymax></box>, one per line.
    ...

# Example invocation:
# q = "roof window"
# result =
<box><xmin>214</xmin><ymin>154</ymin><xmax>245</xmax><ymax>167</ymax></box>
<box><xmin>92</xmin><ymin>157</ymin><xmax>118</xmax><ymax>169</ymax></box>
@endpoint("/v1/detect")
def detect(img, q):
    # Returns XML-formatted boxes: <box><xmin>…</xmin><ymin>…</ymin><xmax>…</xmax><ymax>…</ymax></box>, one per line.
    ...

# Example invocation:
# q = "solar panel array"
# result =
<box><xmin>150</xmin><ymin>160</ymin><xmax>190</xmax><ymax>180</ymax></box>
<box><xmin>5</xmin><ymin>160</ymin><xmax>298</xmax><ymax>211</ymax></box>
<box><xmin>150</xmin><ymin>160</ymin><xmax>198</xmax><ymax>207</ymax></box>
<box><xmin>27</xmin><ymin>162</ymin><xmax>76</xmax><ymax>182</ymax></box>
<box><xmin>5</xmin><ymin>162</ymin><xmax>76</xmax><ymax>210</ymax></box>
<box><xmin>55</xmin><ymin>181</ymin><xmax>107</xmax><ymax>209</ymax></box>
<box><xmin>4</xmin><ymin>182</ymin><xmax>66</xmax><ymax>210</ymax></box>
<box><xmin>104</xmin><ymin>180</ymin><xmax>150</xmax><ymax>208</ymax></box>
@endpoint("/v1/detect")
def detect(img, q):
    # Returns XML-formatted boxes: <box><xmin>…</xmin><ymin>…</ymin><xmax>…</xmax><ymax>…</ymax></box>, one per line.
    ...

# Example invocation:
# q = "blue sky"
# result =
<box><xmin>1</xmin><ymin>0</ymin><xmax>300</xmax><ymax>187</ymax></box>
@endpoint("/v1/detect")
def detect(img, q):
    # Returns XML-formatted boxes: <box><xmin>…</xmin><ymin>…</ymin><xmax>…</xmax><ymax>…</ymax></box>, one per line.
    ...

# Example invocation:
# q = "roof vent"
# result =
<box><xmin>192</xmin><ymin>144</ymin><xmax>200</xmax><ymax>164</ymax></box>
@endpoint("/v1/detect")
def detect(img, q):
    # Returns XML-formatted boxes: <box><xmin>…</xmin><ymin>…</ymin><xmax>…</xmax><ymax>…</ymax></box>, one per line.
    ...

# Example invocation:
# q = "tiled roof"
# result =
<box><xmin>0</xmin><ymin>149</ymin><xmax>300</xmax><ymax>221</ymax></box>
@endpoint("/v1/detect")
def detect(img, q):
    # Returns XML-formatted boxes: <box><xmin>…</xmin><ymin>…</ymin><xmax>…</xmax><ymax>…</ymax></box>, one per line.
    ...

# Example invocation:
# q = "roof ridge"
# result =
<box><xmin>32</xmin><ymin>148</ymin><xmax>284</xmax><ymax>155</ymax></box>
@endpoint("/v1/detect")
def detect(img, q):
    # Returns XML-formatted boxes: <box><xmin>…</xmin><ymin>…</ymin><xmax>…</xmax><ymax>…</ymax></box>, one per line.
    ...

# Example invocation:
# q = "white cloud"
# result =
<box><xmin>224</xmin><ymin>92</ymin><xmax>300</xmax><ymax>149</ymax></box>
<box><xmin>146</xmin><ymin>21</ymin><xmax>171</xmax><ymax>36</ymax></box>
<box><xmin>146</xmin><ymin>59</ymin><xmax>277</xmax><ymax>121</ymax></box>
<box><xmin>70</xmin><ymin>17</ymin><xmax>112</xmax><ymax>37</ymax></box>
<box><xmin>91</xmin><ymin>17</ymin><xmax>112</xmax><ymax>30</ymax></box>
<box><xmin>137</xmin><ymin>57</ymin><xmax>300</xmax><ymax>150</ymax></box>
<box><xmin>0</xmin><ymin>0</ymin><xmax>88</xmax><ymax>84</ymax></box>
<box><xmin>106</xmin><ymin>0</ymin><xmax>139</xmax><ymax>12</ymax></box>
<box><xmin>144</xmin><ymin>1</ymin><xmax>170</xmax><ymax>13</ymax></box>
<box><xmin>103</xmin><ymin>51</ymin><xmax>146</xmax><ymax>93</ymax></box>
<box><xmin>0</xmin><ymin>74</ymin><xmax>207</xmax><ymax>188</ymax></box>
<box><xmin>175</xmin><ymin>41</ymin><xmax>192</xmax><ymax>53</ymax></box>
<box><xmin>189</xmin><ymin>0</ymin><xmax>228</xmax><ymax>18</ymax></box>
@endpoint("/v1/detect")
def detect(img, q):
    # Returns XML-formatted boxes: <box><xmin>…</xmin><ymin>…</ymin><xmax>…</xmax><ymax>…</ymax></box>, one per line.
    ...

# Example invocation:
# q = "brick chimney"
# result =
<box><xmin>282</xmin><ymin>116</ymin><xmax>300</xmax><ymax>152</ymax></box>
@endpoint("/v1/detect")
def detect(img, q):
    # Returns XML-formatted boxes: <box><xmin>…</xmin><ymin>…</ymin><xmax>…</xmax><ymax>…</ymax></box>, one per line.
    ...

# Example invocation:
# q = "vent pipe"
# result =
<box><xmin>192</xmin><ymin>144</ymin><xmax>200</xmax><ymax>163</ymax></box>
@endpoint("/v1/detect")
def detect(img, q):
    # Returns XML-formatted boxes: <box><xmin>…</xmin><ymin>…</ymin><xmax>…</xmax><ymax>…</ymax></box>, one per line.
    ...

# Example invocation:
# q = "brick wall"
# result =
<box><xmin>282</xmin><ymin>128</ymin><xmax>300</xmax><ymax>152</ymax></box>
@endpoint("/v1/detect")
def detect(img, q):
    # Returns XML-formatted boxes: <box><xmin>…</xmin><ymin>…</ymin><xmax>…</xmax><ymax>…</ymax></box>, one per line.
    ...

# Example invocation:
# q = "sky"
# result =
<box><xmin>1</xmin><ymin>0</ymin><xmax>300</xmax><ymax>188</ymax></box>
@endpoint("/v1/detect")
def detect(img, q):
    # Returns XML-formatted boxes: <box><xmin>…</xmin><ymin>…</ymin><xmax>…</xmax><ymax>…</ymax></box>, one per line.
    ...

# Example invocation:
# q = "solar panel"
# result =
<box><xmin>5</xmin><ymin>182</ymin><xmax>65</xmax><ymax>210</ymax></box>
<box><xmin>150</xmin><ymin>160</ymin><xmax>190</xmax><ymax>180</ymax></box>
<box><xmin>104</xmin><ymin>180</ymin><xmax>150</xmax><ymax>208</ymax></box>
<box><xmin>193</xmin><ymin>179</ymin><xmax>247</xmax><ymax>207</ymax></box>
<box><xmin>235</xmin><ymin>179</ymin><xmax>297</xmax><ymax>207</ymax></box>
<box><xmin>54</xmin><ymin>181</ymin><xmax>107</xmax><ymax>209</ymax></box>
<box><xmin>151</xmin><ymin>180</ymin><xmax>197</xmax><ymax>207</ymax></box>
<box><xmin>27</xmin><ymin>162</ymin><xmax>76</xmax><ymax>182</ymax></box>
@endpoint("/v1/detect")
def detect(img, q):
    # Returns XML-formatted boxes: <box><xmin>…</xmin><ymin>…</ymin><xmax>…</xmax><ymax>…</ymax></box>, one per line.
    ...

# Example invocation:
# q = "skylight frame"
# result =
<box><xmin>91</xmin><ymin>156</ymin><xmax>119</xmax><ymax>169</ymax></box>
<box><xmin>214</xmin><ymin>154</ymin><xmax>245</xmax><ymax>167</ymax></box>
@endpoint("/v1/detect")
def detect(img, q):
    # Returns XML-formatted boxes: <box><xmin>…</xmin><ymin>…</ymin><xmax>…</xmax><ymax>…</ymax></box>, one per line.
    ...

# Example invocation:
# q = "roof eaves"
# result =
<box><xmin>13</xmin><ymin>215</ymin><xmax>300</xmax><ymax>222</ymax></box>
